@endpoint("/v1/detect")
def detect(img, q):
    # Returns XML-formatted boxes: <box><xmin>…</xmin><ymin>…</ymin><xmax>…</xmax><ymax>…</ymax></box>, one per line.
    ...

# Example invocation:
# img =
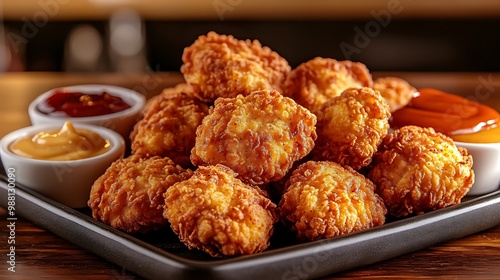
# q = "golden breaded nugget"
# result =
<box><xmin>141</xmin><ymin>83</ymin><xmax>195</xmax><ymax>117</ymax></box>
<box><xmin>283</xmin><ymin>57</ymin><xmax>373</xmax><ymax>114</ymax></box>
<box><xmin>88</xmin><ymin>155</ymin><xmax>193</xmax><ymax>233</ymax></box>
<box><xmin>181</xmin><ymin>31</ymin><xmax>291</xmax><ymax>102</ymax></box>
<box><xmin>372</xmin><ymin>76</ymin><xmax>417</xmax><ymax>112</ymax></box>
<box><xmin>312</xmin><ymin>87</ymin><xmax>390</xmax><ymax>170</ymax></box>
<box><xmin>130</xmin><ymin>84</ymin><xmax>209</xmax><ymax>167</ymax></box>
<box><xmin>163</xmin><ymin>164</ymin><xmax>278</xmax><ymax>257</ymax></box>
<box><xmin>279</xmin><ymin>161</ymin><xmax>387</xmax><ymax>241</ymax></box>
<box><xmin>368</xmin><ymin>126</ymin><xmax>474</xmax><ymax>217</ymax></box>
<box><xmin>190</xmin><ymin>89</ymin><xmax>317</xmax><ymax>185</ymax></box>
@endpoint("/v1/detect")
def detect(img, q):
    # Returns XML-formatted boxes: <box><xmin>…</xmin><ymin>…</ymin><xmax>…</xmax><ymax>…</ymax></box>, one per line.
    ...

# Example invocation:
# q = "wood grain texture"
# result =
<box><xmin>329</xmin><ymin>227</ymin><xmax>500</xmax><ymax>279</ymax></box>
<box><xmin>1</xmin><ymin>72</ymin><xmax>499</xmax><ymax>279</ymax></box>
<box><xmin>2</xmin><ymin>209</ymin><xmax>499</xmax><ymax>279</ymax></box>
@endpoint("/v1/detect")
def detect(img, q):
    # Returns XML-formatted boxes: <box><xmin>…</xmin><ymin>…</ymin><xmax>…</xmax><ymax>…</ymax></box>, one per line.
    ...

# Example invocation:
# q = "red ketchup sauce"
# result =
<box><xmin>390</xmin><ymin>88</ymin><xmax>500</xmax><ymax>142</ymax></box>
<box><xmin>37</xmin><ymin>91</ymin><xmax>131</xmax><ymax>117</ymax></box>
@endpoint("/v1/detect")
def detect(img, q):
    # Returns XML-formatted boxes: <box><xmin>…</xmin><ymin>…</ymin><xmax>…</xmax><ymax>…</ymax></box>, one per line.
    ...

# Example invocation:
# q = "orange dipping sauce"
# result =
<box><xmin>390</xmin><ymin>88</ymin><xmax>500</xmax><ymax>143</ymax></box>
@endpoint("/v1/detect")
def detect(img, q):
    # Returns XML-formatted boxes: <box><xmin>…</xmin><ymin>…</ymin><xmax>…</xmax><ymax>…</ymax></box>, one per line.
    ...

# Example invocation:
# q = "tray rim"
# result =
<box><xmin>2</xmin><ymin>173</ymin><xmax>500</xmax><ymax>280</ymax></box>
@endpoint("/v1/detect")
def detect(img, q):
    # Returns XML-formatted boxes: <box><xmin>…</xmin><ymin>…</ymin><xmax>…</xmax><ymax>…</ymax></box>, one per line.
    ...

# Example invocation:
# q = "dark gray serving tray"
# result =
<box><xmin>1</xmin><ymin>171</ymin><xmax>500</xmax><ymax>280</ymax></box>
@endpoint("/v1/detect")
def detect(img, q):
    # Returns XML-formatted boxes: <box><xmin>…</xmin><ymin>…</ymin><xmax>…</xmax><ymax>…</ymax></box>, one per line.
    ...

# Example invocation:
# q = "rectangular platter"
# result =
<box><xmin>1</xmin><ymin>164</ymin><xmax>500</xmax><ymax>280</ymax></box>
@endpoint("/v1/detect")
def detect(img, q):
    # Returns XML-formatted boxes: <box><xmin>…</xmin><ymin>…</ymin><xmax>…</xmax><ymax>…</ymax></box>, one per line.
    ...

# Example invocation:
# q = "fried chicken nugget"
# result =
<box><xmin>372</xmin><ymin>77</ymin><xmax>417</xmax><ymax>113</ymax></box>
<box><xmin>283</xmin><ymin>57</ymin><xmax>373</xmax><ymax>114</ymax></box>
<box><xmin>130</xmin><ymin>84</ymin><xmax>209</xmax><ymax>167</ymax></box>
<box><xmin>279</xmin><ymin>161</ymin><xmax>387</xmax><ymax>241</ymax></box>
<box><xmin>368</xmin><ymin>126</ymin><xmax>474</xmax><ymax>217</ymax></box>
<box><xmin>181</xmin><ymin>31</ymin><xmax>291</xmax><ymax>102</ymax></box>
<box><xmin>140</xmin><ymin>83</ymin><xmax>195</xmax><ymax>117</ymax></box>
<box><xmin>190</xmin><ymin>89</ymin><xmax>317</xmax><ymax>185</ymax></box>
<box><xmin>88</xmin><ymin>155</ymin><xmax>193</xmax><ymax>233</ymax></box>
<box><xmin>312</xmin><ymin>87</ymin><xmax>391</xmax><ymax>170</ymax></box>
<box><xmin>163</xmin><ymin>164</ymin><xmax>278</xmax><ymax>258</ymax></box>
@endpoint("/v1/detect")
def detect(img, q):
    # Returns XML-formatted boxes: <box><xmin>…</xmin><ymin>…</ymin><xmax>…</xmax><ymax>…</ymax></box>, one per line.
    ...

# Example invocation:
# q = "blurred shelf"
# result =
<box><xmin>2</xmin><ymin>0</ymin><xmax>500</xmax><ymax>21</ymax></box>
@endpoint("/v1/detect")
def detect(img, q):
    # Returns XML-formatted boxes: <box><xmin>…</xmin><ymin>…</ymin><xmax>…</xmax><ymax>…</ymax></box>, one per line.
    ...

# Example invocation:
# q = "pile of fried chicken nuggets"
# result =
<box><xmin>88</xmin><ymin>32</ymin><xmax>475</xmax><ymax>258</ymax></box>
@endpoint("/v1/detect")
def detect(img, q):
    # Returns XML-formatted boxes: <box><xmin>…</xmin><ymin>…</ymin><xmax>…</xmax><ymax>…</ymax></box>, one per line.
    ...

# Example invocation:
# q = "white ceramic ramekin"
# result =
<box><xmin>0</xmin><ymin>123</ymin><xmax>125</xmax><ymax>208</ymax></box>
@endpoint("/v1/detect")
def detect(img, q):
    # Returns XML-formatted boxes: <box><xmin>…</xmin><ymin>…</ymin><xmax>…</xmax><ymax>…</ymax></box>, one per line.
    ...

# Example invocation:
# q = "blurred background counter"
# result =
<box><xmin>1</xmin><ymin>1</ymin><xmax>500</xmax><ymax>278</ymax></box>
<box><xmin>1</xmin><ymin>0</ymin><xmax>500</xmax><ymax>73</ymax></box>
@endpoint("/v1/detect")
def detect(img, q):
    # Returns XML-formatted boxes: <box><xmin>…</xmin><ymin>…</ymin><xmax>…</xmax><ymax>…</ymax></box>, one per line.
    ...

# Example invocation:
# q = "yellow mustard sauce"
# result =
<box><xmin>450</xmin><ymin>126</ymin><xmax>500</xmax><ymax>143</ymax></box>
<box><xmin>10</xmin><ymin>121</ymin><xmax>110</xmax><ymax>161</ymax></box>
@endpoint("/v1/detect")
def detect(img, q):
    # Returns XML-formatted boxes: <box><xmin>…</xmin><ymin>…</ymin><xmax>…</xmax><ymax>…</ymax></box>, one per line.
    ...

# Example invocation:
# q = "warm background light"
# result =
<box><xmin>2</xmin><ymin>0</ymin><xmax>500</xmax><ymax>20</ymax></box>
<box><xmin>1</xmin><ymin>0</ymin><xmax>499</xmax><ymax>72</ymax></box>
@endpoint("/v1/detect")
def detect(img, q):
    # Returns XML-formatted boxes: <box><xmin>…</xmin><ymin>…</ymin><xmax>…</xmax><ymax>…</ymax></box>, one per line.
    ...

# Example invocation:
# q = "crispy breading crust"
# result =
<box><xmin>181</xmin><ymin>31</ymin><xmax>291</xmax><ymax>102</ymax></box>
<box><xmin>88</xmin><ymin>155</ymin><xmax>193</xmax><ymax>233</ymax></box>
<box><xmin>163</xmin><ymin>164</ymin><xmax>278</xmax><ymax>258</ymax></box>
<box><xmin>140</xmin><ymin>83</ymin><xmax>195</xmax><ymax>117</ymax></box>
<box><xmin>372</xmin><ymin>77</ymin><xmax>417</xmax><ymax>113</ymax></box>
<box><xmin>279</xmin><ymin>161</ymin><xmax>387</xmax><ymax>241</ymax></box>
<box><xmin>368</xmin><ymin>126</ymin><xmax>474</xmax><ymax>217</ymax></box>
<box><xmin>283</xmin><ymin>57</ymin><xmax>373</xmax><ymax>114</ymax></box>
<box><xmin>130</xmin><ymin>84</ymin><xmax>209</xmax><ymax>167</ymax></box>
<box><xmin>312</xmin><ymin>87</ymin><xmax>391</xmax><ymax>170</ymax></box>
<box><xmin>190</xmin><ymin>89</ymin><xmax>317</xmax><ymax>185</ymax></box>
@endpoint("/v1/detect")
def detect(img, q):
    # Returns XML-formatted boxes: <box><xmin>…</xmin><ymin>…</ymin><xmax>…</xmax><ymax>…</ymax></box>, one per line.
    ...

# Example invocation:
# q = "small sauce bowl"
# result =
<box><xmin>389</xmin><ymin>88</ymin><xmax>500</xmax><ymax>196</ymax></box>
<box><xmin>28</xmin><ymin>84</ymin><xmax>145</xmax><ymax>140</ymax></box>
<box><xmin>0</xmin><ymin>123</ymin><xmax>125</xmax><ymax>208</ymax></box>
<box><xmin>454</xmin><ymin>141</ymin><xmax>500</xmax><ymax>196</ymax></box>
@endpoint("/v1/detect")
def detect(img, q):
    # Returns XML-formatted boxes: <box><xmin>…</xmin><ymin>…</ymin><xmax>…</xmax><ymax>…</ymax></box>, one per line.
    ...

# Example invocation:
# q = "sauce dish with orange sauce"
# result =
<box><xmin>391</xmin><ymin>88</ymin><xmax>500</xmax><ymax>195</ymax></box>
<box><xmin>453</xmin><ymin>141</ymin><xmax>500</xmax><ymax>195</ymax></box>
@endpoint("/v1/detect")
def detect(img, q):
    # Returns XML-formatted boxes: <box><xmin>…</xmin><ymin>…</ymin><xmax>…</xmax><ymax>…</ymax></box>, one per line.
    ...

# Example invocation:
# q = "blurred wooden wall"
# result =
<box><xmin>2</xmin><ymin>0</ymin><xmax>500</xmax><ymax>72</ymax></box>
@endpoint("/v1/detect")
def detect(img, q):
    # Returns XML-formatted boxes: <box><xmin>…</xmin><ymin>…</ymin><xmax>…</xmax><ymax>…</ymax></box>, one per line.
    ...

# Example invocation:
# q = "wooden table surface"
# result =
<box><xmin>1</xmin><ymin>72</ymin><xmax>500</xmax><ymax>279</ymax></box>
